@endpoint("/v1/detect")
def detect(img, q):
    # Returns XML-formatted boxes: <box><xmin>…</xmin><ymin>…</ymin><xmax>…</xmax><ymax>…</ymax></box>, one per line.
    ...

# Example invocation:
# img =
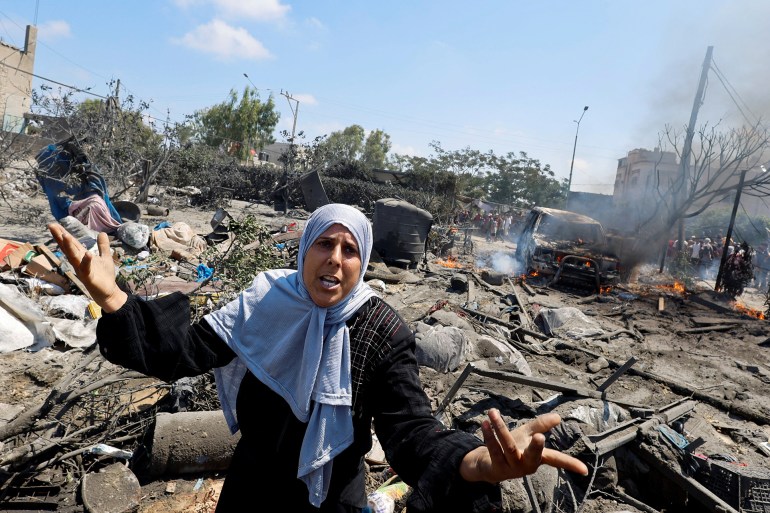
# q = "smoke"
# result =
<box><xmin>643</xmin><ymin>1</ymin><xmax>770</xmax><ymax>139</ymax></box>
<box><xmin>488</xmin><ymin>252</ymin><xmax>521</xmax><ymax>275</ymax></box>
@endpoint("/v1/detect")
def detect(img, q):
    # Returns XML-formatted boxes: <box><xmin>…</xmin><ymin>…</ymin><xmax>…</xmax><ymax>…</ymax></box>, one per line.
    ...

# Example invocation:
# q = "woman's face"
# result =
<box><xmin>302</xmin><ymin>224</ymin><xmax>362</xmax><ymax>308</ymax></box>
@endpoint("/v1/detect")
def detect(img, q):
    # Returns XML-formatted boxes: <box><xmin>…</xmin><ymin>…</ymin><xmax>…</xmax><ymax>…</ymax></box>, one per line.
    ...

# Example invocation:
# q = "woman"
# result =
<box><xmin>48</xmin><ymin>203</ymin><xmax>587</xmax><ymax>512</ymax></box>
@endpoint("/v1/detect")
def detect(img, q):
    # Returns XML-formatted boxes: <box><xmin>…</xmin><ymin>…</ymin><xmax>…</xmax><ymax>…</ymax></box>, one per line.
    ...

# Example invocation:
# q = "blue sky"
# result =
<box><xmin>2</xmin><ymin>0</ymin><xmax>769</xmax><ymax>194</ymax></box>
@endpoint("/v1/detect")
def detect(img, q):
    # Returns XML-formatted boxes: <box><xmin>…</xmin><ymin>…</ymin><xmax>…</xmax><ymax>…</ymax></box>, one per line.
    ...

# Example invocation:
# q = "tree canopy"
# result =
<box><xmin>192</xmin><ymin>87</ymin><xmax>280</xmax><ymax>161</ymax></box>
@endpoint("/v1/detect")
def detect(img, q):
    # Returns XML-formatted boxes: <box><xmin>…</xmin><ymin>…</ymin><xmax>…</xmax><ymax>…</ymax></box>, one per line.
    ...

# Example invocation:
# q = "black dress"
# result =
<box><xmin>96</xmin><ymin>292</ymin><xmax>501</xmax><ymax>512</ymax></box>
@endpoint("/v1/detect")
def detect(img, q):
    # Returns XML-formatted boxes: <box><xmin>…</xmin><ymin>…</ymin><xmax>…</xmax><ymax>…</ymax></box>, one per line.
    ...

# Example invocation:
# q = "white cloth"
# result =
<box><xmin>205</xmin><ymin>204</ymin><xmax>376</xmax><ymax>507</ymax></box>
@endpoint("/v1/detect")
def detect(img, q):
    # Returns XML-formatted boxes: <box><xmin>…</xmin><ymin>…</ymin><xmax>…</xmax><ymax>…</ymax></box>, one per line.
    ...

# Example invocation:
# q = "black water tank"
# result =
<box><xmin>372</xmin><ymin>198</ymin><xmax>433</xmax><ymax>264</ymax></box>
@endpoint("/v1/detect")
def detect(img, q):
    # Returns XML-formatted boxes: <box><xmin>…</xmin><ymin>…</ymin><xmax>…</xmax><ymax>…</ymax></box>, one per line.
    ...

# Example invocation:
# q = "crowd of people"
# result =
<box><xmin>668</xmin><ymin>234</ymin><xmax>769</xmax><ymax>292</ymax></box>
<box><xmin>455</xmin><ymin>209</ymin><xmax>518</xmax><ymax>243</ymax></box>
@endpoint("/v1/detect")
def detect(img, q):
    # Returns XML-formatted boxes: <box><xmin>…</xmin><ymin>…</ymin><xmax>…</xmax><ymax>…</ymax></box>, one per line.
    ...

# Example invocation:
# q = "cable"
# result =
<box><xmin>710</xmin><ymin>59</ymin><xmax>762</xmax><ymax>127</ymax></box>
<box><xmin>0</xmin><ymin>60</ymin><xmax>108</xmax><ymax>99</ymax></box>
<box><xmin>739</xmin><ymin>200</ymin><xmax>770</xmax><ymax>240</ymax></box>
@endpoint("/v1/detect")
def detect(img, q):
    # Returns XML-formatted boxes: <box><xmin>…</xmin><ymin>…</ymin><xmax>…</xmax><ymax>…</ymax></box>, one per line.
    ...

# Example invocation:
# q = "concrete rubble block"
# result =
<box><xmin>414</xmin><ymin>324</ymin><xmax>467</xmax><ymax>373</ymax></box>
<box><xmin>147</xmin><ymin>410</ymin><xmax>241</xmax><ymax>478</ymax></box>
<box><xmin>81</xmin><ymin>462</ymin><xmax>141</xmax><ymax>513</ymax></box>
<box><xmin>481</xmin><ymin>270</ymin><xmax>505</xmax><ymax>286</ymax></box>
<box><xmin>428</xmin><ymin>309</ymin><xmax>474</xmax><ymax>332</ymax></box>
<box><xmin>587</xmin><ymin>356</ymin><xmax>610</xmax><ymax>373</ymax></box>
<box><xmin>473</xmin><ymin>336</ymin><xmax>532</xmax><ymax>376</ymax></box>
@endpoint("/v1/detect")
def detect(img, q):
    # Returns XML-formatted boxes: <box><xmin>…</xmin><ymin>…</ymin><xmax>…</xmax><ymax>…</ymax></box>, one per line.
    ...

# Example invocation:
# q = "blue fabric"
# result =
<box><xmin>206</xmin><ymin>204</ymin><xmax>376</xmax><ymax>507</ymax></box>
<box><xmin>35</xmin><ymin>143</ymin><xmax>122</xmax><ymax>223</ymax></box>
<box><xmin>153</xmin><ymin>221</ymin><xmax>173</xmax><ymax>231</ymax></box>
<box><xmin>195</xmin><ymin>264</ymin><xmax>214</xmax><ymax>282</ymax></box>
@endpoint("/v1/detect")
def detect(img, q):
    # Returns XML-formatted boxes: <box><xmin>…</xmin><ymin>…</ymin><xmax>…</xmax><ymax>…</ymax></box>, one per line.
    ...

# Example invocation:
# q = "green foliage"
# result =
<box><xmin>202</xmin><ymin>214</ymin><xmax>284</xmax><ymax>304</ymax></box>
<box><xmin>158</xmin><ymin>144</ymin><xmax>232</xmax><ymax>188</ymax></box>
<box><xmin>320</xmin><ymin>125</ymin><xmax>365</xmax><ymax>163</ymax></box>
<box><xmin>667</xmin><ymin>248</ymin><xmax>697</xmax><ymax>290</ymax></box>
<box><xmin>485</xmin><ymin>151</ymin><xmax>564</xmax><ymax>208</ymax></box>
<box><xmin>362</xmin><ymin>129</ymin><xmax>391</xmax><ymax>171</ymax></box>
<box><xmin>313</xmin><ymin>125</ymin><xmax>393</xmax><ymax>180</ymax></box>
<box><xmin>192</xmin><ymin>87</ymin><xmax>280</xmax><ymax>160</ymax></box>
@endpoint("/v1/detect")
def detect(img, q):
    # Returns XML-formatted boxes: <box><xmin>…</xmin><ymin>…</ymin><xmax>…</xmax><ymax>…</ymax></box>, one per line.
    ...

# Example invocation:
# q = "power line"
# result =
<box><xmin>0</xmin><ymin>60</ymin><xmax>108</xmax><ymax>99</ymax></box>
<box><xmin>0</xmin><ymin>9</ymin><xmax>110</xmax><ymax>83</ymax></box>
<box><xmin>710</xmin><ymin>59</ymin><xmax>762</xmax><ymax>127</ymax></box>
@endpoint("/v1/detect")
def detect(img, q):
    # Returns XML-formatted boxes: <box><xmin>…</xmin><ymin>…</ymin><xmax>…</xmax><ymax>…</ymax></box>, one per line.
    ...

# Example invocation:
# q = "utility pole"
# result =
<box><xmin>676</xmin><ymin>46</ymin><xmax>713</xmax><ymax>252</ymax></box>
<box><xmin>281</xmin><ymin>90</ymin><xmax>300</xmax><ymax>142</ymax></box>
<box><xmin>714</xmin><ymin>169</ymin><xmax>747</xmax><ymax>293</ymax></box>
<box><xmin>566</xmin><ymin>106</ymin><xmax>589</xmax><ymax>206</ymax></box>
<box><xmin>278</xmin><ymin>90</ymin><xmax>300</xmax><ymax>214</ymax></box>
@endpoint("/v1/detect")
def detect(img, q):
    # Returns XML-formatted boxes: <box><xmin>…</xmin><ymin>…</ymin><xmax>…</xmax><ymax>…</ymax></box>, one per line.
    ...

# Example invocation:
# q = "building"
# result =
<box><xmin>257</xmin><ymin>142</ymin><xmax>292</xmax><ymax>164</ymax></box>
<box><xmin>613</xmin><ymin>147</ymin><xmax>680</xmax><ymax>207</ymax></box>
<box><xmin>612</xmin><ymin>147</ymin><xmax>770</xmax><ymax>231</ymax></box>
<box><xmin>0</xmin><ymin>25</ymin><xmax>37</xmax><ymax>133</ymax></box>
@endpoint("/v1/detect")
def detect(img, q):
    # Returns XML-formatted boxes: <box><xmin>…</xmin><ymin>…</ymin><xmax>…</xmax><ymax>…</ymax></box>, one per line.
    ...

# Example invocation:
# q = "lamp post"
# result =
<box><xmin>567</xmin><ymin>105</ymin><xmax>589</xmax><ymax>199</ymax></box>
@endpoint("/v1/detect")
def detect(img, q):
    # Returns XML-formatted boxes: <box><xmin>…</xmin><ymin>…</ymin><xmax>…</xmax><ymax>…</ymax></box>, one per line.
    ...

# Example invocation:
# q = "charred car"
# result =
<box><xmin>515</xmin><ymin>207</ymin><xmax>620</xmax><ymax>290</ymax></box>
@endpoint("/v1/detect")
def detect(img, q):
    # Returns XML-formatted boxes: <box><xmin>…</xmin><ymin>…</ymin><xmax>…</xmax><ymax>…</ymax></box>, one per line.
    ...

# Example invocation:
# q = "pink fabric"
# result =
<box><xmin>68</xmin><ymin>195</ymin><xmax>122</xmax><ymax>233</ymax></box>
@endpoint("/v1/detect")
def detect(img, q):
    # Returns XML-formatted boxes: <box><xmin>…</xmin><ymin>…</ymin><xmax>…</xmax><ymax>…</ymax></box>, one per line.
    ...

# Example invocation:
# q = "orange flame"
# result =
<box><xmin>600</xmin><ymin>286</ymin><xmax>612</xmax><ymax>294</ymax></box>
<box><xmin>732</xmin><ymin>302</ymin><xmax>766</xmax><ymax>320</ymax></box>
<box><xmin>657</xmin><ymin>281</ymin><xmax>686</xmax><ymax>295</ymax></box>
<box><xmin>435</xmin><ymin>256</ymin><xmax>463</xmax><ymax>269</ymax></box>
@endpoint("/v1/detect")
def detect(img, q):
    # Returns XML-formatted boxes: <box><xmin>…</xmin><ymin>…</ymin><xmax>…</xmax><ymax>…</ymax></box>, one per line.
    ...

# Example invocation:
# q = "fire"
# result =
<box><xmin>656</xmin><ymin>281</ymin><xmax>687</xmax><ymax>295</ymax></box>
<box><xmin>600</xmin><ymin>286</ymin><xmax>612</xmax><ymax>294</ymax></box>
<box><xmin>732</xmin><ymin>301</ymin><xmax>766</xmax><ymax>320</ymax></box>
<box><xmin>435</xmin><ymin>256</ymin><xmax>463</xmax><ymax>269</ymax></box>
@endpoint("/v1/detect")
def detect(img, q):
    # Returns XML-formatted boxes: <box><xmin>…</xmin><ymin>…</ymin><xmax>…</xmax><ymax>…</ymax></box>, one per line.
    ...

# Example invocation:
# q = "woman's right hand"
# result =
<box><xmin>47</xmin><ymin>223</ymin><xmax>128</xmax><ymax>313</ymax></box>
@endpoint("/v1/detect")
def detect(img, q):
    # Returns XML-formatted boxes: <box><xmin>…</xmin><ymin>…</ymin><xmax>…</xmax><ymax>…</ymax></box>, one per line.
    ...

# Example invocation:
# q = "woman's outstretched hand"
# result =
<box><xmin>459</xmin><ymin>409</ymin><xmax>588</xmax><ymax>483</ymax></box>
<box><xmin>47</xmin><ymin>223</ymin><xmax>128</xmax><ymax>313</ymax></box>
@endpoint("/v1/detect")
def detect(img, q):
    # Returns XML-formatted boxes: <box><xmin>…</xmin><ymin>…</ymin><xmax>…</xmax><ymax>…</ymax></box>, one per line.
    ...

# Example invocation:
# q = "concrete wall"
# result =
<box><xmin>0</xmin><ymin>26</ymin><xmax>36</xmax><ymax>133</ymax></box>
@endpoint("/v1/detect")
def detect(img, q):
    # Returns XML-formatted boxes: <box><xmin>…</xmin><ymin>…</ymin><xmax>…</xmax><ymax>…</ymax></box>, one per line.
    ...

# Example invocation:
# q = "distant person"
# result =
<box><xmin>754</xmin><ymin>242</ymin><xmax>769</xmax><ymax>292</ymax></box>
<box><xmin>690</xmin><ymin>238</ymin><xmax>702</xmax><ymax>266</ymax></box>
<box><xmin>699</xmin><ymin>238</ymin><xmax>715</xmax><ymax>279</ymax></box>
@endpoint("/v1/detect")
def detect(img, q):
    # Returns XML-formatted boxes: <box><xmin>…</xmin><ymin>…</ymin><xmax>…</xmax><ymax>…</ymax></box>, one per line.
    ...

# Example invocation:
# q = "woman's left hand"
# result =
<box><xmin>459</xmin><ymin>408</ymin><xmax>588</xmax><ymax>483</ymax></box>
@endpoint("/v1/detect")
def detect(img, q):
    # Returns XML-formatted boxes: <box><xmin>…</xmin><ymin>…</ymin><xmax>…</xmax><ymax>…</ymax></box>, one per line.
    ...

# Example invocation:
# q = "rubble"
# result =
<box><xmin>0</xmin><ymin>193</ymin><xmax>768</xmax><ymax>513</ymax></box>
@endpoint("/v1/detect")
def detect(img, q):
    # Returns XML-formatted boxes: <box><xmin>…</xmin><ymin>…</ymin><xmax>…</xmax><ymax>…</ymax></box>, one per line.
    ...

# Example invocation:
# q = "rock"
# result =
<box><xmin>473</xmin><ymin>336</ymin><xmax>532</xmax><ymax>376</ymax></box>
<box><xmin>81</xmin><ymin>463</ymin><xmax>141</xmax><ymax>513</ymax></box>
<box><xmin>415</xmin><ymin>325</ymin><xmax>467</xmax><ymax>373</ymax></box>
<box><xmin>587</xmin><ymin>356</ymin><xmax>610</xmax><ymax>373</ymax></box>
<box><xmin>367</xmin><ymin>279</ymin><xmax>387</xmax><ymax>293</ymax></box>
<box><xmin>429</xmin><ymin>309</ymin><xmax>474</xmax><ymax>332</ymax></box>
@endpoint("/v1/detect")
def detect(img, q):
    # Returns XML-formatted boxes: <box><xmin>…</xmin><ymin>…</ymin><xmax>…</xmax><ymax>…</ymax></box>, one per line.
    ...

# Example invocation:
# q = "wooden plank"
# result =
<box><xmin>35</xmin><ymin>244</ymin><xmax>92</xmax><ymax>299</ymax></box>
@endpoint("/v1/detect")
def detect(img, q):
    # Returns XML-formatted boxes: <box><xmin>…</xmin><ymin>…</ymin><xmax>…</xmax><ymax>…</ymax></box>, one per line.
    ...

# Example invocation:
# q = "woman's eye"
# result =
<box><xmin>344</xmin><ymin>245</ymin><xmax>358</xmax><ymax>256</ymax></box>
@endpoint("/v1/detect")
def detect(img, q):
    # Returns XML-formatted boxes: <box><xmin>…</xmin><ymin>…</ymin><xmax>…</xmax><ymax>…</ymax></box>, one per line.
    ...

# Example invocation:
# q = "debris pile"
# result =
<box><xmin>0</xmin><ymin>194</ymin><xmax>769</xmax><ymax>513</ymax></box>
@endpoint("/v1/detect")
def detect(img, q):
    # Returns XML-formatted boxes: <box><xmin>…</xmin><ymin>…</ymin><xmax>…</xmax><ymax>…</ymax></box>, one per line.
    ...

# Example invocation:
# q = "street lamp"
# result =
<box><xmin>567</xmin><ymin>105</ymin><xmax>589</xmax><ymax>198</ymax></box>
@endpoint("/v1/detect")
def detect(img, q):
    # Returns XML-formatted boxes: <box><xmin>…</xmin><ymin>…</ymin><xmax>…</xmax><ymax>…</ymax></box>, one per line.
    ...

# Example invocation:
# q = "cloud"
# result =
<box><xmin>173</xmin><ymin>0</ymin><xmax>290</xmax><ymax>21</ymax></box>
<box><xmin>37</xmin><ymin>20</ymin><xmax>71</xmax><ymax>41</ymax></box>
<box><xmin>292</xmin><ymin>93</ymin><xmax>317</xmax><ymax>106</ymax></box>
<box><xmin>173</xmin><ymin>19</ymin><xmax>273</xmax><ymax>61</ymax></box>
<box><xmin>390</xmin><ymin>142</ymin><xmax>421</xmax><ymax>157</ymax></box>
<box><xmin>305</xmin><ymin>17</ymin><xmax>326</xmax><ymax>31</ymax></box>
<box><xmin>214</xmin><ymin>0</ymin><xmax>290</xmax><ymax>21</ymax></box>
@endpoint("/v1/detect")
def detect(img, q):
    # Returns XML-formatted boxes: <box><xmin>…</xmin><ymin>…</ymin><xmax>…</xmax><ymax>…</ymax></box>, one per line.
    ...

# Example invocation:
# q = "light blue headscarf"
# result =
<box><xmin>205</xmin><ymin>204</ymin><xmax>376</xmax><ymax>507</ymax></box>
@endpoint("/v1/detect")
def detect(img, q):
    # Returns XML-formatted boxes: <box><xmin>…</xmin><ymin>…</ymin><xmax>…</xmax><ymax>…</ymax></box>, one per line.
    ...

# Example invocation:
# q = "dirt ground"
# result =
<box><xmin>1</xmin><ymin>188</ymin><xmax>769</xmax><ymax>513</ymax></box>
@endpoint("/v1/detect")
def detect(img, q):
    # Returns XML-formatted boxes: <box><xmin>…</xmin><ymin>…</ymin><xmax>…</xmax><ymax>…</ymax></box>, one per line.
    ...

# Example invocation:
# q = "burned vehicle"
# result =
<box><xmin>515</xmin><ymin>207</ymin><xmax>620</xmax><ymax>290</ymax></box>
